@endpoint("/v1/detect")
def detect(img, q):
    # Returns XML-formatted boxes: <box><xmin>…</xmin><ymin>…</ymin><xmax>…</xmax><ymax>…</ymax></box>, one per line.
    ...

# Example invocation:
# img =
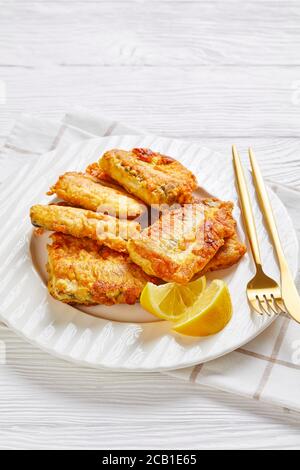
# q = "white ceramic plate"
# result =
<box><xmin>0</xmin><ymin>135</ymin><xmax>298</xmax><ymax>371</ymax></box>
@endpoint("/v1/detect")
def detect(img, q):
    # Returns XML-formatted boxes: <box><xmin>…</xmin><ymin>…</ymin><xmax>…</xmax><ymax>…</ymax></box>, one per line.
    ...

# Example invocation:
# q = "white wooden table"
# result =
<box><xmin>1</xmin><ymin>0</ymin><xmax>300</xmax><ymax>450</ymax></box>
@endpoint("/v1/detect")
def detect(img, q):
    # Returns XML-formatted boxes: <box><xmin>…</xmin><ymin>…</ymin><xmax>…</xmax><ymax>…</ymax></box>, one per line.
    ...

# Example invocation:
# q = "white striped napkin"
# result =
<box><xmin>1</xmin><ymin>108</ymin><xmax>300</xmax><ymax>412</ymax></box>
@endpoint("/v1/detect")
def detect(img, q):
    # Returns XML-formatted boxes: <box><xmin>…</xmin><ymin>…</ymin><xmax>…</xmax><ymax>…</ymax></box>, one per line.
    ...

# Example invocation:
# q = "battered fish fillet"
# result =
<box><xmin>99</xmin><ymin>148</ymin><xmax>197</xmax><ymax>206</ymax></box>
<box><xmin>127</xmin><ymin>201</ymin><xmax>236</xmax><ymax>284</ymax></box>
<box><xmin>47</xmin><ymin>172</ymin><xmax>145</xmax><ymax>219</ymax></box>
<box><xmin>201</xmin><ymin>232</ymin><xmax>247</xmax><ymax>274</ymax></box>
<box><xmin>197</xmin><ymin>198</ymin><xmax>246</xmax><ymax>272</ymax></box>
<box><xmin>199</xmin><ymin>198</ymin><xmax>237</xmax><ymax>236</ymax></box>
<box><xmin>47</xmin><ymin>233</ymin><xmax>158</xmax><ymax>305</ymax></box>
<box><xmin>85</xmin><ymin>162</ymin><xmax>114</xmax><ymax>184</ymax></box>
<box><xmin>30</xmin><ymin>204</ymin><xmax>140</xmax><ymax>253</ymax></box>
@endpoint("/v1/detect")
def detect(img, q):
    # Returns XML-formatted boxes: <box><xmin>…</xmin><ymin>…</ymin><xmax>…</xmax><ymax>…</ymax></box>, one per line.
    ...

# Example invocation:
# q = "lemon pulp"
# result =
<box><xmin>140</xmin><ymin>277</ymin><xmax>232</xmax><ymax>337</ymax></box>
<box><xmin>140</xmin><ymin>277</ymin><xmax>206</xmax><ymax>321</ymax></box>
<box><xmin>173</xmin><ymin>280</ymin><xmax>232</xmax><ymax>336</ymax></box>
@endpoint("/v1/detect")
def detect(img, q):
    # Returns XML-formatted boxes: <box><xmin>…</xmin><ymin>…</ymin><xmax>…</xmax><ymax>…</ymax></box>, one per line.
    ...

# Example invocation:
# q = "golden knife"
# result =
<box><xmin>248</xmin><ymin>148</ymin><xmax>300</xmax><ymax>324</ymax></box>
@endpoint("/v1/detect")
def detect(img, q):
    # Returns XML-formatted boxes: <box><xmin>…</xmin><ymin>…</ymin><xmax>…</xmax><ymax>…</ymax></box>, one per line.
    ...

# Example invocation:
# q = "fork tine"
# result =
<box><xmin>250</xmin><ymin>296</ymin><xmax>265</xmax><ymax>315</ymax></box>
<box><xmin>258</xmin><ymin>297</ymin><xmax>272</xmax><ymax>316</ymax></box>
<box><xmin>251</xmin><ymin>295</ymin><xmax>287</xmax><ymax>317</ymax></box>
<box><xmin>263</xmin><ymin>296</ymin><xmax>278</xmax><ymax>315</ymax></box>
<box><xmin>271</xmin><ymin>296</ymin><xmax>287</xmax><ymax>315</ymax></box>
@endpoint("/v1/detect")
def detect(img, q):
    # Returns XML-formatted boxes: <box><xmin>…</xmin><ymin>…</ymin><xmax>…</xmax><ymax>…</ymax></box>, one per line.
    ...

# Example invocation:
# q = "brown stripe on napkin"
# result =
<box><xmin>49</xmin><ymin>123</ymin><xmax>67</xmax><ymax>151</ymax></box>
<box><xmin>3</xmin><ymin>143</ymin><xmax>41</xmax><ymax>156</ymax></box>
<box><xmin>253</xmin><ymin>317</ymin><xmax>290</xmax><ymax>400</ymax></box>
<box><xmin>103</xmin><ymin>121</ymin><xmax>118</xmax><ymax>136</ymax></box>
<box><xmin>189</xmin><ymin>363</ymin><xmax>204</xmax><ymax>383</ymax></box>
<box><xmin>239</xmin><ymin>344</ymin><xmax>300</xmax><ymax>370</ymax></box>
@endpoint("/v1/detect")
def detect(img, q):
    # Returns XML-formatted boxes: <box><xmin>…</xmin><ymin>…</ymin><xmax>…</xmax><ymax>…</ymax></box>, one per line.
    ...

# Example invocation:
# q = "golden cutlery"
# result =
<box><xmin>232</xmin><ymin>145</ymin><xmax>287</xmax><ymax>317</ymax></box>
<box><xmin>248</xmin><ymin>147</ymin><xmax>300</xmax><ymax>323</ymax></box>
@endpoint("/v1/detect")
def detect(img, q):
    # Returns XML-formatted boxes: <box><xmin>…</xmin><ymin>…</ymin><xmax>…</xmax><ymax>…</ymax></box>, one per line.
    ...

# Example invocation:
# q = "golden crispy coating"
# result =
<box><xmin>47</xmin><ymin>233</ymin><xmax>158</xmax><ymax>305</ymax></box>
<box><xmin>30</xmin><ymin>204</ymin><xmax>140</xmax><ymax>253</ymax></box>
<box><xmin>47</xmin><ymin>172</ymin><xmax>145</xmax><ymax>219</ymax></box>
<box><xmin>127</xmin><ymin>201</ymin><xmax>236</xmax><ymax>284</ymax></box>
<box><xmin>197</xmin><ymin>198</ymin><xmax>246</xmax><ymax>272</ymax></box>
<box><xmin>99</xmin><ymin>148</ymin><xmax>197</xmax><ymax>206</ymax></box>
<box><xmin>202</xmin><ymin>232</ymin><xmax>247</xmax><ymax>274</ymax></box>
<box><xmin>200</xmin><ymin>198</ymin><xmax>236</xmax><ymax>235</ymax></box>
<box><xmin>85</xmin><ymin>162</ymin><xmax>114</xmax><ymax>184</ymax></box>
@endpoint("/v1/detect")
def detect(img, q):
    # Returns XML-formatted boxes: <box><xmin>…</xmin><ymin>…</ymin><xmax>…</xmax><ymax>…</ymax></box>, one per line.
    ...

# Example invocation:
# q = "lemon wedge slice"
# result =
<box><xmin>172</xmin><ymin>279</ymin><xmax>232</xmax><ymax>337</ymax></box>
<box><xmin>140</xmin><ymin>277</ymin><xmax>206</xmax><ymax>321</ymax></box>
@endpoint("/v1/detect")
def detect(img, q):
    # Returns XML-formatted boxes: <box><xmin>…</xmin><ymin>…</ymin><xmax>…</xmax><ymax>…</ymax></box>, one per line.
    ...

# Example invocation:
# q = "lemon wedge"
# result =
<box><xmin>172</xmin><ymin>280</ymin><xmax>232</xmax><ymax>337</ymax></box>
<box><xmin>140</xmin><ymin>276</ymin><xmax>206</xmax><ymax>321</ymax></box>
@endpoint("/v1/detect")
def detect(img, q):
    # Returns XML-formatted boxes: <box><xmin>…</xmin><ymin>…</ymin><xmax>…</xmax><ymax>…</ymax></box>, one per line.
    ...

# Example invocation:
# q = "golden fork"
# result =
<box><xmin>232</xmin><ymin>145</ymin><xmax>298</xmax><ymax>320</ymax></box>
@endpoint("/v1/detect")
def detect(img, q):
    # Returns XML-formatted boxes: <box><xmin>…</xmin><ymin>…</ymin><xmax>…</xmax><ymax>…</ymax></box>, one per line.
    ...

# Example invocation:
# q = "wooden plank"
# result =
<box><xmin>2</xmin><ymin>0</ymin><xmax>296</xmax><ymax>4</ymax></box>
<box><xmin>0</xmin><ymin>423</ymin><xmax>300</xmax><ymax>450</ymax></box>
<box><xmin>1</xmin><ymin>327</ymin><xmax>300</xmax><ymax>450</ymax></box>
<box><xmin>189</xmin><ymin>137</ymin><xmax>300</xmax><ymax>192</ymax></box>
<box><xmin>0</xmin><ymin>66</ymin><xmax>300</xmax><ymax>138</ymax></box>
<box><xmin>1</xmin><ymin>2</ymin><xmax>300</xmax><ymax>66</ymax></box>
<box><xmin>0</xmin><ymin>0</ymin><xmax>300</xmax><ymax>451</ymax></box>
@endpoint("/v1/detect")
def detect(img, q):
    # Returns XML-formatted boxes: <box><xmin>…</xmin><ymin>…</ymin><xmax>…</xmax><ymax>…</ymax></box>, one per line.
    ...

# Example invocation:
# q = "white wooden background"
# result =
<box><xmin>1</xmin><ymin>0</ymin><xmax>300</xmax><ymax>450</ymax></box>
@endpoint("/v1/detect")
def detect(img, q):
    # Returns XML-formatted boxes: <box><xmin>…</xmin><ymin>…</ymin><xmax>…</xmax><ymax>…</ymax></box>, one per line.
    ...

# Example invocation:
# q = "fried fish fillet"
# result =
<box><xmin>196</xmin><ymin>198</ymin><xmax>246</xmax><ymax>273</ymax></box>
<box><xmin>47</xmin><ymin>233</ymin><xmax>158</xmax><ymax>305</ymax></box>
<box><xmin>127</xmin><ymin>201</ymin><xmax>236</xmax><ymax>284</ymax></box>
<box><xmin>200</xmin><ymin>198</ymin><xmax>236</xmax><ymax>234</ymax></box>
<box><xmin>99</xmin><ymin>148</ymin><xmax>197</xmax><ymax>206</ymax></box>
<box><xmin>85</xmin><ymin>162</ymin><xmax>114</xmax><ymax>184</ymax></box>
<box><xmin>201</xmin><ymin>232</ymin><xmax>247</xmax><ymax>274</ymax></box>
<box><xmin>47</xmin><ymin>172</ymin><xmax>145</xmax><ymax>219</ymax></box>
<box><xmin>30</xmin><ymin>204</ymin><xmax>140</xmax><ymax>252</ymax></box>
